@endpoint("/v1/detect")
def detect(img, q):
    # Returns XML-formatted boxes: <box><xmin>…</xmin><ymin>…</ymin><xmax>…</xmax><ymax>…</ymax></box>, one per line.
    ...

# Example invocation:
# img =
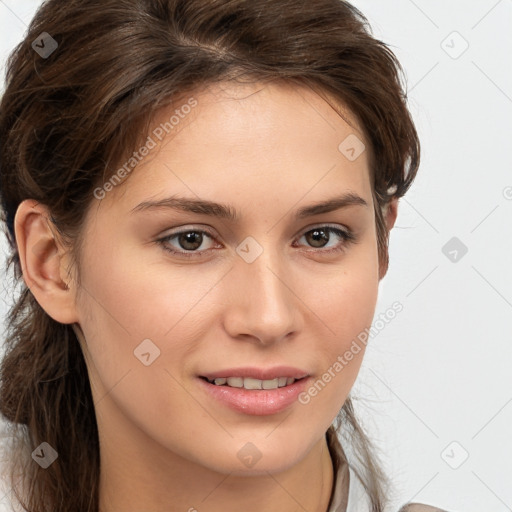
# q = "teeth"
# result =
<box><xmin>226</xmin><ymin>377</ymin><xmax>244</xmax><ymax>388</ymax></box>
<box><xmin>208</xmin><ymin>376</ymin><xmax>298</xmax><ymax>389</ymax></box>
<box><xmin>262</xmin><ymin>378</ymin><xmax>279</xmax><ymax>390</ymax></box>
<box><xmin>244</xmin><ymin>377</ymin><xmax>263</xmax><ymax>390</ymax></box>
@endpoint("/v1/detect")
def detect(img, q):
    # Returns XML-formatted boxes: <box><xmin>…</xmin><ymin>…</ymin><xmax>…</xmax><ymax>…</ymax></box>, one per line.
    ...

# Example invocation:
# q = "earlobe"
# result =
<box><xmin>14</xmin><ymin>199</ymin><xmax>79</xmax><ymax>324</ymax></box>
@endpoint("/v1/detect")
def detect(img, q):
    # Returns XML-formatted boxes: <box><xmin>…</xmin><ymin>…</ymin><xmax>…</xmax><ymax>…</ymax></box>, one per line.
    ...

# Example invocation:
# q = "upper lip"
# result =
<box><xmin>200</xmin><ymin>366</ymin><xmax>310</xmax><ymax>381</ymax></box>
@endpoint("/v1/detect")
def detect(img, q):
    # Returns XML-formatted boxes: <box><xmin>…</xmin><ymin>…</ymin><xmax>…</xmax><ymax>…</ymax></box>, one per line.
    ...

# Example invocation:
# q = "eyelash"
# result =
<box><xmin>156</xmin><ymin>225</ymin><xmax>357</xmax><ymax>260</ymax></box>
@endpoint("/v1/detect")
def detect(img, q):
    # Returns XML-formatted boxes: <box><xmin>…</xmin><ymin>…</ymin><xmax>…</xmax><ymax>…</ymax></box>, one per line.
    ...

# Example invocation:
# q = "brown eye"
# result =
<box><xmin>176</xmin><ymin>231</ymin><xmax>204</xmax><ymax>251</ymax></box>
<box><xmin>295</xmin><ymin>226</ymin><xmax>356</xmax><ymax>254</ymax></box>
<box><xmin>157</xmin><ymin>228</ymin><xmax>217</xmax><ymax>259</ymax></box>
<box><xmin>304</xmin><ymin>228</ymin><xmax>330</xmax><ymax>248</ymax></box>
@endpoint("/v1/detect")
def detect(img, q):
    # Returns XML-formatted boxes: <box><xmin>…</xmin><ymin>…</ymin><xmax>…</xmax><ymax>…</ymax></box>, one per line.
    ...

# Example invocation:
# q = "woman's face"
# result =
<box><xmin>72</xmin><ymin>81</ymin><xmax>382</xmax><ymax>475</ymax></box>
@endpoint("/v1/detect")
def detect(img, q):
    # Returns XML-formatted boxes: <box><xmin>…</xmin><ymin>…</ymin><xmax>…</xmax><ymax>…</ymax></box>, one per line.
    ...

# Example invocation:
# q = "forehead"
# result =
<box><xmin>97</xmin><ymin>80</ymin><xmax>372</xmax><ymax>218</ymax></box>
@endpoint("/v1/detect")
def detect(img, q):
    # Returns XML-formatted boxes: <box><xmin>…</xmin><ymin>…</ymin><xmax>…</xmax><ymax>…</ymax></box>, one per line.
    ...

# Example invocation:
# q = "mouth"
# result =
<box><xmin>197</xmin><ymin>367</ymin><xmax>311</xmax><ymax>416</ymax></box>
<box><xmin>200</xmin><ymin>375</ymin><xmax>304</xmax><ymax>389</ymax></box>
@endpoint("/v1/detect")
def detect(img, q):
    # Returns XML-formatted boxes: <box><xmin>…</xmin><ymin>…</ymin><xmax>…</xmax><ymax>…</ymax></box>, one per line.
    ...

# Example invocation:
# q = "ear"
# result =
<box><xmin>384</xmin><ymin>196</ymin><xmax>399</xmax><ymax>231</ymax></box>
<box><xmin>378</xmin><ymin>196</ymin><xmax>399</xmax><ymax>279</ymax></box>
<box><xmin>14</xmin><ymin>199</ymin><xmax>80</xmax><ymax>324</ymax></box>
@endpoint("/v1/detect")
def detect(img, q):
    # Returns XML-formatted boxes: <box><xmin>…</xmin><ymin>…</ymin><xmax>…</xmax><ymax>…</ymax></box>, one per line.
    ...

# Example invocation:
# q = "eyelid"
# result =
<box><xmin>297</xmin><ymin>222</ymin><xmax>351</xmax><ymax>237</ymax></box>
<box><xmin>161</xmin><ymin>224</ymin><xmax>217</xmax><ymax>238</ymax></box>
<box><xmin>160</xmin><ymin>222</ymin><xmax>351</xmax><ymax>240</ymax></box>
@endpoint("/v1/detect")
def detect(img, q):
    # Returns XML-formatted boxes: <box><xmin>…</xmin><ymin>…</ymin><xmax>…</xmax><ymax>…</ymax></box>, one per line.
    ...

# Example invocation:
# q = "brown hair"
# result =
<box><xmin>0</xmin><ymin>0</ymin><xmax>420</xmax><ymax>511</ymax></box>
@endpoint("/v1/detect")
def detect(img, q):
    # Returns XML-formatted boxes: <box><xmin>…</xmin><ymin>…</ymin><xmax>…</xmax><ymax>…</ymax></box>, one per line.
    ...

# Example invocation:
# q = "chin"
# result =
<box><xmin>196</xmin><ymin>434</ymin><xmax>316</xmax><ymax>476</ymax></box>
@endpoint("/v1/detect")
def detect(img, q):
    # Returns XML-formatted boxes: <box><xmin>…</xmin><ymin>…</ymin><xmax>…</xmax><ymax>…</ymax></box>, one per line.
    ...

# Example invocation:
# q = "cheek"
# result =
<box><xmin>76</xmin><ymin>237</ymin><xmax>223</xmax><ymax>399</ymax></box>
<box><xmin>319</xmin><ymin>280</ymin><xmax>376</xmax><ymax>384</ymax></box>
<box><xmin>313</xmin><ymin>241</ymin><xmax>380</xmax><ymax>344</ymax></box>
<box><xmin>304</xmin><ymin>240</ymin><xmax>379</xmax><ymax>406</ymax></box>
<box><xmin>81</xmin><ymin>230</ymin><xmax>217</xmax><ymax>339</ymax></box>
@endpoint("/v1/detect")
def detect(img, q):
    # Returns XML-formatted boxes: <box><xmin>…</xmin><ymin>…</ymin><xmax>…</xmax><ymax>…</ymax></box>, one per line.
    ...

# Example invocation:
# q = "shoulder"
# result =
<box><xmin>398</xmin><ymin>504</ymin><xmax>451</xmax><ymax>512</ymax></box>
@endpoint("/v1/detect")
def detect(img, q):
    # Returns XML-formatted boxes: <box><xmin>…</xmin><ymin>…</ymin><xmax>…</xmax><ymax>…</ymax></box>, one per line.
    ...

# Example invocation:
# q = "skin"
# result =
<box><xmin>14</xmin><ymin>81</ymin><xmax>398</xmax><ymax>512</ymax></box>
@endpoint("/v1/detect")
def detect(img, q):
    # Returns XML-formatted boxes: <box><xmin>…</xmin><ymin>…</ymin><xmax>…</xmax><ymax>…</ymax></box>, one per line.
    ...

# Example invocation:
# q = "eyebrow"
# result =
<box><xmin>130</xmin><ymin>192</ymin><xmax>368</xmax><ymax>220</ymax></box>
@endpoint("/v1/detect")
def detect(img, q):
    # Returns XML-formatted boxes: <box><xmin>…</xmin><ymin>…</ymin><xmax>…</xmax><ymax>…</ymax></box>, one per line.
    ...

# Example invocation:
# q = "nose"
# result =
<box><xmin>222</xmin><ymin>242</ymin><xmax>303</xmax><ymax>346</ymax></box>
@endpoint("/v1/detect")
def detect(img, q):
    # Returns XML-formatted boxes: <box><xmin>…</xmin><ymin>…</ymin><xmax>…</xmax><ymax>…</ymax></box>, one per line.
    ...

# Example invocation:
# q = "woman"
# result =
<box><xmin>0</xmin><ymin>0</ymin><xmax>448</xmax><ymax>511</ymax></box>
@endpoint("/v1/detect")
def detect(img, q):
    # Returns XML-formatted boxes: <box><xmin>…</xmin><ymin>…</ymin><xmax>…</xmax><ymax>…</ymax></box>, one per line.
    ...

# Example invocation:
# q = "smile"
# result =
<box><xmin>204</xmin><ymin>376</ymin><xmax>298</xmax><ymax>389</ymax></box>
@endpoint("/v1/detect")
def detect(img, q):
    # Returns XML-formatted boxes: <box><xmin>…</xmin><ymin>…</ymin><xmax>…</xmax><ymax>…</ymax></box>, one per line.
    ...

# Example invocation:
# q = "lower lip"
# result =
<box><xmin>198</xmin><ymin>377</ymin><xmax>310</xmax><ymax>416</ymax></box>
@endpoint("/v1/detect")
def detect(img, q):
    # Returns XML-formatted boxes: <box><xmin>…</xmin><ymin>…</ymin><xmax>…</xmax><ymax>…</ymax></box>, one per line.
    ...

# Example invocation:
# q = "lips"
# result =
<box><xmin>197</xmin><ymin>366</ymin><xmax>311</xmax><ymax>415</ymax></box>
<box><xmin>198</xmin><ymin>376</ymin><xmax>311</xmax><ymax>416</ymax></box>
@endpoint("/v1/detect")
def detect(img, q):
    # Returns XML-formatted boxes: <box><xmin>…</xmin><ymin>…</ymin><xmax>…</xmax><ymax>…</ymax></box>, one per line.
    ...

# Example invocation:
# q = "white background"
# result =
<box><xmin>0</xmin><ymin>1</ymin><xmax>511</xmax><ymax>511</ymax></box>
